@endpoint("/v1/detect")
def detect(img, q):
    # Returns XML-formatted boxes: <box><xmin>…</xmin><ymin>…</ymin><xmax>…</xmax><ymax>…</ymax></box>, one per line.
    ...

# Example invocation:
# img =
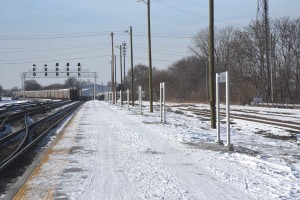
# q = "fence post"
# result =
<box><xmin>160</xmin><ymin>83</ymin><xmax>162</xmax><ymax>122</ymax></box>
<box><xmin>120</xmin><ymin>90</ymin><xmax>122</xmax><ymax>108</ymax></box>
<box><xmin>163</xmin><ymin>82</ymin><xmax>166</xmax><ymax>123</ymax></box>
<box><xmin>160</xmin><ymin>82</ymin><xmax>166</xmax><ymax>123</ymax></box>
<box><xmin>127</xmin><ymin>89</ymin><xmax>130</xmax><ymax>110</ymax></box>
<box><xmin>139</xmin><ymin>86</ymin><xmax>142</xmax><ymax>114</ymax></box>
<box><xmin>225</xmin><ymin>71</ymin><xmax>233</xmax><ymax>150</ymax></box>
<box><xmin>215</xmin><ymin>74</ymin><xmax>221</xmax><ymax>143</ymax></box>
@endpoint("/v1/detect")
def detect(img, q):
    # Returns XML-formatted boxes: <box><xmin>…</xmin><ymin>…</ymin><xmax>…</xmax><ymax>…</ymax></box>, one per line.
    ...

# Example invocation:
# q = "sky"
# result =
<box><xmin>0</xmin><ymin>0</ymin><xmax>299</xmax><ymax>89</ymax></box>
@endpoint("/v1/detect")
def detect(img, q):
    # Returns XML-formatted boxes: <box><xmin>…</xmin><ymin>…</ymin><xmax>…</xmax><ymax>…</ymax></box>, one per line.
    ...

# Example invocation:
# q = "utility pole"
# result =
<box><xmin>137</xmin><ymin>0</ymin><xmax>153</xmax><ymax>112</ymax></box>
<box><xmin>147</xmin><ymin>0</ymin><xmax>153</xmax><ymax>112</ymax></box>
<box><xmin>111</xmin><ymin>32</ymin><xmax>115</xmax><ymax>104</ymax></box>
<box><xmin>209</xmin><ymin>0</ymin><xmax>216</xmax><ymax>129</ymax></box>
<box><xmin>115</xmin><ymin>54</ymin><xmax>117</xmax><ymax>103</ymax></box>
<box><xmin>122</xmin><ymin>41</ymin><xmax>127</xmax><ymax>90</ymax></box>
<box><xmin>118</xmin><ymin>45</ymin><xmax>123</xmax><ymax>104</ymax></box>
<box><xmin>130</xmin><ymin>26</ymin><xmax>134</xmax><ymax>106</ymax></box>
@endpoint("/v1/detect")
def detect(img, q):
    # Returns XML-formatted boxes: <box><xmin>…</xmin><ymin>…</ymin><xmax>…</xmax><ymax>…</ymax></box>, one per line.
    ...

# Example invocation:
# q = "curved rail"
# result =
<box><xmin>0</xmin><ymin>101</ymin><xmax>70</xmax><ymax>138</ymax></box>
<box><xmin>0</xmin><ymin>116</ymin><xmax>29</xmax><ymax>166</ymax></box>
<box><xmin>0</xmin><ymin>101</ymin><xmax>83</xmax><ymax>172</ymax></box>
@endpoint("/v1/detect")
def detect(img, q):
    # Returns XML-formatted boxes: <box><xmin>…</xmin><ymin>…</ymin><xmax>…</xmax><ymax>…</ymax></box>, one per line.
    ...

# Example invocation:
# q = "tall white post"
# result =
<box><xmin>22</xmin><ymin>72</ymin><xmax>26</xmax><ymax>99</ymax></box>
<box><xmin>120</xmin><ymin>90</ymin><xmax>122</xmax><ymax>108</ymax></box>
<box><xmin>226</xmin><ymin>71</ymin><xmax>232</xmax><ymax>150</ymax></box>
<box><xmin>127</xmin><ymin>89</ymin><xmax>130</xmax><ymax>110</ymax></box>
<box><xmin>93</xmin><ymin>72</ymin><xmax>96</xmax><ymax>101</ymax></box>
<box><xmin>139</xmin><ymin>86</ymin><xmax>142</xmax><ymax>114</ymax></box>
<box><xmin>216</xmin><ymin>74</ymin><xmax>221</xmax><ymax>143</ymax></box>
<box><xmin>160</xmin><ymin>83</ymin><xmax>162</xmax><ymax>122</ymax></box>
<box><xmin>120</xmin><ymin>89</ymin><xmax>122</xmax><ymax>106</ymax></box>
<box><xmin>163</xmin><ymin>82</ymin><xmax>166</xmax><ymax>123</ymax></box>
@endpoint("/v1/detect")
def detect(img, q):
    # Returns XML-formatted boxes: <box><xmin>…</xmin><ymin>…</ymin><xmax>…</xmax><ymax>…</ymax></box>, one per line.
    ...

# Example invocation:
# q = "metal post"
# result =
<box><xmin>160</xmin><ymin>83</ymin><xmax>162</xmax><ymax>122</ymax></box>
<box><xmin>127</xmin><ymin>89</ymin><xmax>130</xmax><ymax>110</ymax></box>
<box><xmin>119</xmin><ymin>45</ymin><xmax>123</xmax><ymax>105</ymax></box>
<box><xmin>226</xmin><ymin>71</ymin><xmax>233</xmax><ymax>150</ymax></box>
<box><xmin>163</xmin><ymin>82</ymin><xmax>166</xmax><ymax>123</ymax></box>
<box><xmin>139</xmin><ymin>86</ymin><xmax>142</xmax><ymax>114</ymax></box>
<box><xmin>94</xmin><ymin>72</ymin><xmax>96</xmax><ymax>100</ymax></box>
<box><xmin>215</xmin><ymin>74</ymin><xmax>221</xmax><ymax>143</ymax></box>
<box><xmin>120</xmin><ymin>90</ymin><xmax>122</xmax><ymax>108</ymax></box>
<box><xmin>22</xmin><ymin>72</ymin><xmax>26</xmax><ymax>99</ymax></box>
<box><xmin>115</xmin><ymin>55</ymin><xmax>117</xmax><ymax>103</ymax></box>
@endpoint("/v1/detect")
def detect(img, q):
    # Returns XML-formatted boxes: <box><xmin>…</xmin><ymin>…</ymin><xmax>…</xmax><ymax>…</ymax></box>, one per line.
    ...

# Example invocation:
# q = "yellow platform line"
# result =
<box><xmin>13</xmin><ymin>105</ymin><xmax>81</xmax><ymax>200</ymax></box>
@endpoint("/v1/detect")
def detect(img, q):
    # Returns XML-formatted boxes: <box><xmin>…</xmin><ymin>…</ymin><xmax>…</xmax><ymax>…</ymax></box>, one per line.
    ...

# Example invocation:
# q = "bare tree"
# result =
<box><xmin>25</xmin><ymin>80</ymin><xmax>42</xmax><ymax>91</ymax></box>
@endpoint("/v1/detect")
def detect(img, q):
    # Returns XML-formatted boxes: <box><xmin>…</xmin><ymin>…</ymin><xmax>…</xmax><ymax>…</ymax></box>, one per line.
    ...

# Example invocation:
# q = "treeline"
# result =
<box><xmin>124</xmin><ymin>17</ymin><xmax>300</xmax><ymax>104</ymax></box>
<box><xmin>24</xmin><ymin>77</ymin><xmax>86</xmax><ymax>91</ymax></box>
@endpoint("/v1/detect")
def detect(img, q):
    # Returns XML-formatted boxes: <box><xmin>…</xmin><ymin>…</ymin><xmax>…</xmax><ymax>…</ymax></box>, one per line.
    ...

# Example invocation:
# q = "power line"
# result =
<box><xmin>0</xmin><ymin>31</ymin><xmax>195</xmax><ymax>41</ymax></box>
<box><xmin>1</xmin><ymin>54</ymin><xmax>177</xmax><ymax>65</ymax></box>
<box><xmin>0</xmin><ymin>44</ymin><xmax>110</xmax><ymax>54</ymax></box>
<box><xmin>0</xmin><ymin>47</ymin><xmax>105</xmax><ymax>62</ymax></box>
<box><xmin>0</xmin><ymin>55</ymin><xmax>111</xmax><ymax>65</ymax></box>
<box><xmin>153</xmin><ymin>0</ymin><xmax>244</xmax><ymax>26</ymax></box>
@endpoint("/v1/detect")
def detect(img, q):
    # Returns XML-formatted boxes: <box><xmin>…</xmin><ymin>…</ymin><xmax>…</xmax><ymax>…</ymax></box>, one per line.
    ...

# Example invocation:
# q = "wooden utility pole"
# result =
<box><xmin>209</xmin><ymin>0</ymin><xmax>216</xmax><ymax>128</ymax></box>
<box><xmin>147</xmin><ymin>0</ymin><xmax>153</xmax><ymax>112</ymax></box>
<box><xmin>130</xmin><ymin>26</ymin><xmax>134</xmax><ymax>106</ymax></box>
<box><xmin>111</xmin><ymin>32</ymin><xmax>115</xmax><ymax>104</ymax></box>
<box><xmin>119</xmin><ymin>45</ymin><xmax>123</xmax><ymax>104</ymax></box>
<box><xmin>122</xmin><ymin>42</ymin><xmax>126</xmax><ymax>89</ymax></box>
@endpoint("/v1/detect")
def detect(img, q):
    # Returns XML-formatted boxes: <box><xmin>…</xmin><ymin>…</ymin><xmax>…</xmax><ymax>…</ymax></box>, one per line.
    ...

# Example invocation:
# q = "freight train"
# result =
<box><xmin>13</xmin><ymin>88</ymin><xmax>79</xmax><ymax>101</ymax></box>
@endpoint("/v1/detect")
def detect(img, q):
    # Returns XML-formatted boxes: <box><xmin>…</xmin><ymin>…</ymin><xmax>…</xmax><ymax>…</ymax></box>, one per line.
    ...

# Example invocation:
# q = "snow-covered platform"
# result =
<box><xmin>9</xmin><ymin>101</ymin><xmax>300</xmax><ymax>199</ymax></box>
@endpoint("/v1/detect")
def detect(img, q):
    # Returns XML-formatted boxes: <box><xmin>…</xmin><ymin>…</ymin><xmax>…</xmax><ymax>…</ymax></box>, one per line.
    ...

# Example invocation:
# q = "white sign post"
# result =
<box><xmin>120</xmin><ymin>90</ymin><xmax>122</xmax><ymax>108</ymax></box>
<box><xmin>127</xmin><ymin>89</ymin><xmax>130</xmax><ymax>110</ymax></box>
<box><xmin>160</xmin><ymin>82</ymin><xmax>166</xmax><ymax>123</ymax></box>
<box><xmin>138</xmin><ymin>86</ymin><xmax>143</xmax><ymax>114</ymax></box>
<box><xmin>108</xmin><ymin>92</ymin><xmax>111</xmax><ymax>104</ymax></box>
<box><xmin>216</xmin><ymin>71</ymin><xmax>233</xmax><ymax>150</ymax></box>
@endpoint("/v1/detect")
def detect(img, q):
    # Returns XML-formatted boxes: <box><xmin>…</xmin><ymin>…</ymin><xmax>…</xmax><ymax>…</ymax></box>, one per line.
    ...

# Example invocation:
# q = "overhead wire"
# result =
<box><xmin>0</xmin><ymin>44</ymin><xmax>110</xmax><ymax>54</ymax></box>
<box><xmin>153</xmin><ymin>0</ymin><xmax>244</xmax><ymax>27</ymax></box>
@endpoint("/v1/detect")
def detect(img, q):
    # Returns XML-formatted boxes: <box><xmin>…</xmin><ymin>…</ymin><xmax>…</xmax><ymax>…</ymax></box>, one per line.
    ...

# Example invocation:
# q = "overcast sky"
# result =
<box><xmin>1</xmin><ymin>0</ymin><xmax>299</xmax><ymax>89</ymax></box>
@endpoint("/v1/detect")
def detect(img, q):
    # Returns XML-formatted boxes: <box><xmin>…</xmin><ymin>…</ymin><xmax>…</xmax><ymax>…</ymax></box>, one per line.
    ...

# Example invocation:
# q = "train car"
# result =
<box><xmin>13</xmin><ymin>88</ymin><xmax>79</xmax><ymax>101</ymax></box>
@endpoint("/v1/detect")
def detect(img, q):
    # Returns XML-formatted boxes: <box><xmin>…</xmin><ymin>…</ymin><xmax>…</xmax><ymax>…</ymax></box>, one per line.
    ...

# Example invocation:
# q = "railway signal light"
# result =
<box><xmin>77</xmin><ymin>63</ymin><xmax>81</xmax><ymax>76</ymax></box>
<box><xmin>77</xmin><ymin>63</ymin><xmax>81</xmax><ymax>72</ymax></box>
<box><xmin>66</xmin><ymin>63</ymin><xmax>70</xmax><ymax>76</ymax></box>
<box><xmin>33</xmin><ymin>64</ymin><xmax>36</xmax><ymax>76</ymax></box>
<box><xmin>44</xmin><ymin>64</ymin><xmax>47</xmax><ymax>76</ymax></box>
<box><xmin>56</xmin><ymin>63</ymin><xmax>59</xmax><ymax>77</ymax></box>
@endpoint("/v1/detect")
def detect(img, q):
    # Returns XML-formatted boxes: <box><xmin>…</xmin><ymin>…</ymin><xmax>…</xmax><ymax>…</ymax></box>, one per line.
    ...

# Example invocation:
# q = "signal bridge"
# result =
<box><xmin>21</xmin><ymin>63</ymin><xmax>98</xmax><ymax>99</ymax></box>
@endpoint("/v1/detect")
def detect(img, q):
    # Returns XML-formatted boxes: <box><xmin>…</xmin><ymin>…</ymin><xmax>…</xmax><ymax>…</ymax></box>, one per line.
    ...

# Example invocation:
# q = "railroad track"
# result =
<box><xmin>0</xmin><ymin>101</ymin><xmax>83</xmax><ymax>172</ymax></box>
<box><xmin>0</xmin><ymin>101</ymin><xmax>70</xmax><ymax>133</ymax></box>
<box><xmin>179</xmin><ymin>107</ymin><xmax>300</xmax><ymax>131</ymax></box>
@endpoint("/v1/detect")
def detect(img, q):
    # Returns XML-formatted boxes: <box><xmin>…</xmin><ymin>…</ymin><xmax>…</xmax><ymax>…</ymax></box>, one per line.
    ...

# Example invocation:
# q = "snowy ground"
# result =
<box><xmin>10</xmin><ymin>101</ymin><xmax>300</xmax><ymax>200</ymax></box>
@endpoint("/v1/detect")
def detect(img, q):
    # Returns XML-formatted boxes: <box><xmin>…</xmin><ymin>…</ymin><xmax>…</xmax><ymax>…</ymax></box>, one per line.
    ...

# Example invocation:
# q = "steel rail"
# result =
<box><xmin>0</xmin><ymin>101</ymin><xmax>83</xmax><ymax>172</ymax></box>
<box><xmin>180</xmin><ymin>107</ymin><xmax>300</xmax><ymax>131</ymax></box>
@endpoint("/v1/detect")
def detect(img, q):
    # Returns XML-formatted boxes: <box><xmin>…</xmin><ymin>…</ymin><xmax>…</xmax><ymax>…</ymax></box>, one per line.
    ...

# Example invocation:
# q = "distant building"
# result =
<box><xmin>80</xmin><ymin>84</ymin><xmax>111</xmax><ymax>97</ymax></box>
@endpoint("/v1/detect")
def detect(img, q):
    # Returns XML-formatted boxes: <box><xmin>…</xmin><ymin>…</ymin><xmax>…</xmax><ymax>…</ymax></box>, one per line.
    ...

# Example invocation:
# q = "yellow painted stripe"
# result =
<box><xmin>13</xmin><ymin>104</ymin><xmax>82</xmax><ymax>200</ymax></box>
